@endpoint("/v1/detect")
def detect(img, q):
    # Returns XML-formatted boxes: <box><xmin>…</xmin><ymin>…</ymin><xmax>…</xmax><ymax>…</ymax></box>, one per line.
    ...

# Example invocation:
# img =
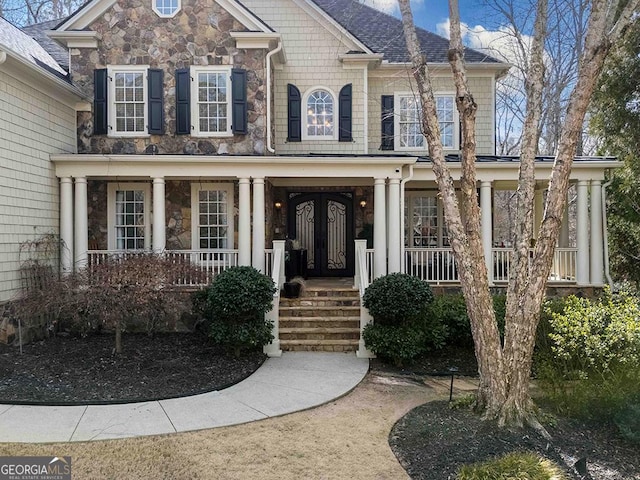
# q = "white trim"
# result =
<box><xmin>191</xmin><ymin>183</ymin><xmax>235</xmax><ymax>252</ymax></box>
<box><xmin>230</xmin><ymin>32</ymin><xmax>281</xmax><ymax>49</ymax></box>
<box><xmin>302</xmin><ymin>86</ymin><xmax>338</xmax><ymax>141</ymax></box>
<box><xmin>107</xmin><ymin>182</ymin><xmax>152</xmax><ymax>251</ymax></box>
<box><xmin>152</xmin><ymin>0</ymin><xmax>181</xmax><ymax>18</ymax></box>
<box><xmin>47</xmin><ymin>31</ymin><xmax>98</xmax><ymax>48</ymax></box>
<box><xmin>215</xmin><ymin>0</ymin><xmax>273</xmax><ymax>33</ymax></box>
<box><xmin>107</xmin><ymin>65</ymin><xmax>150</xmax><ymax>138</ymax></box>
<box><xmin>393</xmin><ymin>91</ymin><xmax>459</xmax><ymax>152</ymax></box>
<box><xmin>190</xmin><ymin>65</ymin><xmax>233</xmax><ymax>138</ymax></box>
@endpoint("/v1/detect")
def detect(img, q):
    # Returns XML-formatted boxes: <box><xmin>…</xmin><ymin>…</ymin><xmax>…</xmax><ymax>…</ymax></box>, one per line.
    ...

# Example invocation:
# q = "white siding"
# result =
<box><xmin>0</xmin><ymin>69</ymin><xmax>76</xmax><ymax>302</ymax></box>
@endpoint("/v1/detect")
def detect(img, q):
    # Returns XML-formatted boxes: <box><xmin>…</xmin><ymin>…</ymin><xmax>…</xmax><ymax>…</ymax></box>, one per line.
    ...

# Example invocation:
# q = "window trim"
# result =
<box><xmin>107</xmin><ymin>65</ymin><xmax>150</xmax><ymax>138</ymax></box>
<box><xmin>190</xmin><ymin>65</ymin><xmax>233</xmax><ymax>138</ymax></box>
<box><xmin>191</xmin><ymin>183</ymin><xmax>235</xmax><ymax>251</ymax></box>
<box><xmin>405</xmin><ymin>191</ymin><xmax>449</xmax><ymax>248</ymax></box>
<box><xmin>107</xmin><ymin>183</ymin><xmax>152</xmax><ymax>251</ymax></box>
<box><xmin>302</xmin><ymin>86</ymin><xmax>338</xmax><ymax>141</ymax></box>
<box><xmin>393</xmin><ymin>92</ymin><xmax>459</xmax><ymax>151</ymax></box>
<box><xmin>152</xmin><ymin>0</ymin><xmax>181</xmax><ymax>18</ymax></box>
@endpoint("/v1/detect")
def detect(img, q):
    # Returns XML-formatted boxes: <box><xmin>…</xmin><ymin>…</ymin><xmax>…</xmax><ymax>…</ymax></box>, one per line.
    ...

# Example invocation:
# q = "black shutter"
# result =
<box><xmin>175</xmin><ymin>68</ymin><xmax>190</xmax><ymax>135</ymax></box>
<box><xmin>93</xmin><ymin>69</ymin><xmax>108</xmax><ymax>135</ymax></box>
<box><xmin>381</xmin><ymin>95</ymin><xmax>394</xmax><ymax>150</ymax></box>
<box><xmin>231</xmin><ymin>68</ymin><xmax>248</xmax><ymax>135</ymax></box>
<box><xmin>338</xmin><ymin>84</ymin><xmax>352</xmax><ymax>142</ymax></box>
<box><xmin>147</xmin><ymin>69</ymin><xmax>164</xmax><ymax>135</ymax></box>
<box><xmin>287</xmin><ymin>83</ymin><xmax>301</xmax><ymax>142</ymax></box>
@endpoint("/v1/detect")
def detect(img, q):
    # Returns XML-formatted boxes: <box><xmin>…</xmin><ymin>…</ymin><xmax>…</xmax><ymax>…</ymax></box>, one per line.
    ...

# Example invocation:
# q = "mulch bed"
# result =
<box><xmin>390</xmin><ymin>400</ymin><xmax>640</xmax><ymax>480</ymax></box>
<box><xmin>371</xmin><ymin>345</ymin><xmax>479</xmax><ymax>378</ymax></box>
<box><xmin>0</xmin><ymin>333</ymin><xmax>265</xmax><ymax>404</ymax></box>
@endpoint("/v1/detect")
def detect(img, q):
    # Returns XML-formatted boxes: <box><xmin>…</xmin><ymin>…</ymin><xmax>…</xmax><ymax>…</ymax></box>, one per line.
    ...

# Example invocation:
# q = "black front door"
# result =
<box><xmin>287</xmin><ymin>192</ymin><xmax>354</xmax><ymax>277</ymax></box>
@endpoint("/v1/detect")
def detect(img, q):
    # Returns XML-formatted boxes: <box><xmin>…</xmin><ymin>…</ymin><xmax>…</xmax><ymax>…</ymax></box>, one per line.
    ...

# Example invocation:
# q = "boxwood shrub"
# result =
<box><xmin>195</xmin><ymin>266</ymin><xmax>276</xmax><ymax>356</ymax></box>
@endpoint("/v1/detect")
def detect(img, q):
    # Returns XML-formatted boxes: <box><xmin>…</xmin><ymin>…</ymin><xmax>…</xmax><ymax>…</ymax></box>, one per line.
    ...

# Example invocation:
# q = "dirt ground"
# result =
<box><xmin>0</xmin><ymin>373</ymin><xmax>444</xmax><ymax>480</ymax></box>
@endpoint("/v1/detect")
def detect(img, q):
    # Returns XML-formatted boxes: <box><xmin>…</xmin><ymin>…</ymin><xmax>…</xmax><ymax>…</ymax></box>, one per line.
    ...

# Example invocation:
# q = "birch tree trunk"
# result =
<box><xmin>397</xmin><ymin>0</ymin><xmax>639</xmax><ymax>427</ymax></box>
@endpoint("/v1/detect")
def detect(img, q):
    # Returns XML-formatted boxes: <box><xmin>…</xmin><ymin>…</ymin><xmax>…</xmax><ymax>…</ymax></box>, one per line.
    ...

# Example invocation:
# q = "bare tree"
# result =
<box><xmin>397</xmin><ymin>0</ymin><xmax>638</xmax><ymax>427</ymax></box>
<box><xmin>0</xmin><ymin>0</ymin><xmax>84</xmax><ymax>26</ymax></box>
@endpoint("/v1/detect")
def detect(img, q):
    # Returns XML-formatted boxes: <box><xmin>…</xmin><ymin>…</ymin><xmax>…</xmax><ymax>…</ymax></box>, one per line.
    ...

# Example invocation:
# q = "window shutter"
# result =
<box><xmin>93</xmin><ymin>69</ymin><xmax>108</xmax><ymax>135</ymax></box>
<box><xmin>147</xmin><ymin>69</ymin><xmax>164</xmax><ymax>135</ymax></box>
<box><xmin>381</xmin><ymin>95</ymin><xmax>394</xmax><ymax>150</ymax></box>
<box><xmin>231</xmin><ymin>68</ymin><xmax>248</xmax><ymax>135</ymax></box>
<box><xmin>338</xmin><ymin>84</ymin><xmax>352</xmax><ymax>142</ymax></box>
<box><xmin>175</xmin><ymin>68</ymin><xmax>191</xmax><ymax>135</ymax></box>
<box><xmin>287</xmin><ymin>83</ymin><xmax>301</xmax><ymax>142</ymax></box>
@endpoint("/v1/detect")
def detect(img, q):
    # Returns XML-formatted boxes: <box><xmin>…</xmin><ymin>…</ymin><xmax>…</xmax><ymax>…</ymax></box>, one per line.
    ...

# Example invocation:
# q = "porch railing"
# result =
<box><xmin>87</xmin><ymin>249</ymin><xmax>239</xmax><ymax>286</ymax></box>
<box><xmin>354</xmin><ymin>239</ymin><xmax>374</xmax><ymax>358</ymax></box>
<box><xmin>492</xmin><ymin>247</ymin><xmax>577</xmax><ymax>283</ymax></box>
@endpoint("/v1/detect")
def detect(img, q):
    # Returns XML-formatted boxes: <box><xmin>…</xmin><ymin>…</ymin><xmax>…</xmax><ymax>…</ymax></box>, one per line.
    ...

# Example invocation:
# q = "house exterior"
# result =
<box><xmin>0</xmin><ymin>0</ymin><xmax>619</xmax><ymax>351</ymax></box>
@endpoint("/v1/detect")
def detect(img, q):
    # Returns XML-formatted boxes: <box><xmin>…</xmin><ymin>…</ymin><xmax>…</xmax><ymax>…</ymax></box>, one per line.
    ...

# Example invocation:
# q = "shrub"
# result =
<box><xmin>197</xmin><ymin>266</ymin><xmax>276</xmax><ymax>356</ymax></box>
<box><xmin>535</xmin><ymin>289</ymin><xmax>640</xmax><ymax>419</ymax></box>
<box><xmin>363</xmin><ymin>273</ymin><xmax>433</xmax><ymax>326</ymax></box>
<box><xmin>457</xmin><ymin>451</ymin><xmax>567</xmax><ymax>480</ymax></box>
<box><xmin>615</xmin><ymin>402</ymin><xmax>640</xmax><ymax>445</ymax></box>
<box><xmin>362</xmin><ymin>323</ymin><xmax>426</xmax><ymax>367</ymax></box>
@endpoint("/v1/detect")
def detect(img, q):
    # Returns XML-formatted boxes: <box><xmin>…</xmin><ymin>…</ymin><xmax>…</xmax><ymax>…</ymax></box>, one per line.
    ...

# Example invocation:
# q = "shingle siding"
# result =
<box><xmin>0</xmin><ymin>69</ymin><xmax>76</xmax><ymax>303</ymax></box>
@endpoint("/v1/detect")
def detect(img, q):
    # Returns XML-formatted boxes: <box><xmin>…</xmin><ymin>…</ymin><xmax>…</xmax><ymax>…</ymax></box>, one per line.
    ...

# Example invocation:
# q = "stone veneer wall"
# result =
<box><xmin>73</xmin><ymin>0</ymin><xmax>267</xmax><ymax>155</ymax></box>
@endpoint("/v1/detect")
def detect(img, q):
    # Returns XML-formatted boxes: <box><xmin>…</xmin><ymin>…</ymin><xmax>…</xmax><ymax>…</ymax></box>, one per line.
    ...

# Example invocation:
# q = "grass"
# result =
<box><xmin>457</xmin><ymin>451</ymin><xmax>567</xmax><ymax>480</ymax></box>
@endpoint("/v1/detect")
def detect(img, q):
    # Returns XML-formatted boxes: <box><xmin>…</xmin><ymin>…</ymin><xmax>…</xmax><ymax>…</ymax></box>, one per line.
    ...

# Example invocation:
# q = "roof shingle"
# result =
<box><xmin>22</xmin><ymin>19</ymin><xmax>70</xmax><ymax>71</ymax></box>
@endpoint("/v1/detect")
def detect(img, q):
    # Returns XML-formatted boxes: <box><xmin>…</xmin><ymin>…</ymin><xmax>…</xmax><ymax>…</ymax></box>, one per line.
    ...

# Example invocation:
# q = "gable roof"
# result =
<box><xmin>0</xmin><ymin>17</ymin><xmax>69</xmax><ymax>79</ymax></box>
<box><xmin>310</xmin><ymin>0</ymin><xmax>501</xmax><ymax>64</ymax></box>
<box><xmin>22</xmin><ymin>19</ymin><xmax>69</xmax><ymax>71</ymax></box>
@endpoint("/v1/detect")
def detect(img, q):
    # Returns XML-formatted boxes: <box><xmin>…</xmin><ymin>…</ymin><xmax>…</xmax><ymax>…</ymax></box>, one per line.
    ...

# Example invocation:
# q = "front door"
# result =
<box><xmin>287</xmin><ymin>192</ymin><xmax>354</xmax><ymax>277</ymax></box>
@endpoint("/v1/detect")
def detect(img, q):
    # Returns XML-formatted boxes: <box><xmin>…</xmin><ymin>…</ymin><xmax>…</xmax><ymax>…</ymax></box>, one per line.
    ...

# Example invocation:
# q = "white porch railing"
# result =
<box><xmin>402</xmin><ymin>247</ymin><xmax>577</xmax><ymax>284</ymax></box>
<box><xmin>87</xmin><ymin>249</ymin><xmax>239</xmax><ymax>286</ymax></box>
<box><xmin>264</xmin><ymin>241</ymin><xmax>285</xmax><ymax>357</ymax></box>
<box><xmin>264</xmin><ymin>249</ymin><xmax>274</xmax><ymax>278</ymax></box>
<box><xmin>354</xmin><ymin>240</ymin><xmax>375</xmax><ymax>358</ymax></box>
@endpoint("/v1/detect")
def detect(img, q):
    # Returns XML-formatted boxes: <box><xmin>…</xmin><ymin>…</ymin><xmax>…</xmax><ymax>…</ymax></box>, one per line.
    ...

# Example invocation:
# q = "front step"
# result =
<box><xmin>279</xmin><ymin>284</ymin><xmax>361</xmax><ymax>352</ymax></box>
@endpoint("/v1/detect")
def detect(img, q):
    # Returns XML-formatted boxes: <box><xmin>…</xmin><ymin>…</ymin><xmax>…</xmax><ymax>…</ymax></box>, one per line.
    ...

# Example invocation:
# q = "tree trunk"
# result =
<box><xmin>397</xmin><ymin>0</ymin><xmax>639</xmax><ymax>427</ymax></box>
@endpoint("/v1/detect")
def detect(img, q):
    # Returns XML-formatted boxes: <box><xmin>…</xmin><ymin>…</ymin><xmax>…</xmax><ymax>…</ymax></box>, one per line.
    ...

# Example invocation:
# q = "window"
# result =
<box><xmin>303</xmin><ymin>88</ymin><xmax>336</xmax><ymax>140</ymax></box>
<box><xmin>393</xmin><ymin>93</ymin><xmax>458</xmax><ymax>150</ymax></box>
<box><xmin>107</xmin><ymin>66</ymin><xmax>149</xmax><ymax>137</ymax></box>
<box><xmin>190</xmin><ymin>66</ymin><xmax>232</xmax><ymax>137</ymax></box>
<box><xmin>191</xmin><ymin>184</ymin><xmax>234</xmax><ymax>252</ymax></box>
<box><xmin>107</xmin><ymin>183</ymin><xmax>151</xmax><ymax>250</ymax></box>
<box><xmin>405</xmin><ymin>193</ymin><xmax>449</xmax><ymax>248</ymax></box>
<box><xmin>153</xmin><ymin>0</ymin><xmax>180</xmax><ymax>17</ymax></box>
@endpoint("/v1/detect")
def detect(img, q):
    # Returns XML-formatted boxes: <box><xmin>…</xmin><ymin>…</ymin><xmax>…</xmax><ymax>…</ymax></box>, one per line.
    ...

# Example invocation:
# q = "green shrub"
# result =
<box><xmin>197</xmin><ymin>266</ymin><xmax>276</xmax><ymax>356</ymax></box>
<box><xmin>535</xmin><ymin>289</ymin><xmax>640</xmax><ymax>419</ymax></box>
<box><xmin>615</xmin><ymin>402</ymin><xmax>640</xmax><ymax>444</ymax></box>
<box><xmin>363</xmin><ymin>273</ymin><xmax>433</xmax><ymax>326</ymax></box>
<box><xmin>457</xmin><ymin>451</ymin><xmax>567</xmax><ymax>480</ymax></box>
<box><xmin>362</xmin><ymin>323</ymin><xmax>426</xmax><ymax>367</ymax></box>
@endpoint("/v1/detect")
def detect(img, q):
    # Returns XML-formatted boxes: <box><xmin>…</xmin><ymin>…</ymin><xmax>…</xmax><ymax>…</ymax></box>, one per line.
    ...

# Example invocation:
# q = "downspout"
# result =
<box><xmin>399</xmin><ymin>164</ymin><xmax>414</xmax><ymax>273</ymax></box>
<box><xmin>363</xmin><ymin>65</ymin><xmax>368</xmax><ymax>154</ymax></box>
<box><xmin>602</xmin><ymin>174</ymin><xmax>614</xmax><ymax>289</ymax></box>
<box><xmin>266</xmin><ymin>40</ymin><xmax>283</xmax><ymax>154</ymax></box>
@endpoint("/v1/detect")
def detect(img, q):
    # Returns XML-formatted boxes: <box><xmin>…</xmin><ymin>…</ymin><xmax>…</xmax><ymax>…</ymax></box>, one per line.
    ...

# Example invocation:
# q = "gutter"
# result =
<box><xmin>602</xmin><ymin>175</ymin><xmax>614</xmax><ymax>289</ymax></box>
<box><xmin>266</xmin><ymin>40</ymin><xmax>283</xmax><ymax>154</ymax></box>
<box><xmin>399</xmin><ymin>164</ymin><xmax>414</xmax><ymax>273</ymax></box>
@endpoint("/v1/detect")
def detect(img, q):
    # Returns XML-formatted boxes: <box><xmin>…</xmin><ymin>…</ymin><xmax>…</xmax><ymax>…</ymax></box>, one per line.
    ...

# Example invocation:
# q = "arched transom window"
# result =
<box><xmin>306</xmin><ymin>89</ymin><xmax>334</xmax><ymax>138</ymax></box>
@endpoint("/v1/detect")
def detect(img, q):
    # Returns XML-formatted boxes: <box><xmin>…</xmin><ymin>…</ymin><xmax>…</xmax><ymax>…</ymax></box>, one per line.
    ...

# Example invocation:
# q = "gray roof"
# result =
<box><xmin>0</xmin><ymin>17</ymin><xmax>68</xmax><ymax>79</ymax></box>
<box><xmin>22</xmin><ymin>19</ymin><xmax>69</xmax><ymax>71</ymax></box>
<box><xmin>310</xmin><ymin>0</ymin><xmax>502</xmax><ymax>64</ymax></box>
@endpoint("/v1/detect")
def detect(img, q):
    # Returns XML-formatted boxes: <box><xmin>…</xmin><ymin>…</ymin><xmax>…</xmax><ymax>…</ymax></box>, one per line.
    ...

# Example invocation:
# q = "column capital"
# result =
<box><xmin>374</xmin><ymin>178</ymin><xmax>386</xmax><ymax>185</ymax></box>
<box><xmin>480</xmin><ymin>180</ymin><xmax>492</xmax><ymax>187</ymax></box>
<box><xmin>388</xmin><ymin>178</ymin><xmax>400</xmax><ymax>185</ymax></box>
<box><xmin>252</xmin><ymin>177</ymin><xmax>265</xmax><ymax>183</ymax></box>
<box><xmin>238</xmin><ymin>177</ymin><xmax>250</xmax><ymax>184</ymax></box>
<box><xmin>153</xmin><ymin>176</ymin><xmax>165</xmax><ymax>182</ymax></box>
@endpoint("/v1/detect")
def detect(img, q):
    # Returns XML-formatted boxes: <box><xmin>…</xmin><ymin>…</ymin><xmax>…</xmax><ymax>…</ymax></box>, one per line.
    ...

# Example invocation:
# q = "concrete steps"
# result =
<box><xmin>279</xmin><ymin>285</ymin><xmax>361</xmax><ymax>352</ymax></box>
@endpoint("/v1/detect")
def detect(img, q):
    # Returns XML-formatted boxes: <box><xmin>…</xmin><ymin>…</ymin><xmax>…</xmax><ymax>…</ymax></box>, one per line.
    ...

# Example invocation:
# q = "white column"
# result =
<box><xmin>152</xmin><ymin>177</ymin><xmax>166</xmax><ymax>253</ymax></box>
<box><xmin>576</xmin><ymin>180</ymin><xmax>590</xmax><ymax>285</ymax></box>
<box><xmin>252</xmin><ymin>177</ymin><xmax>266</xmax><ymax>273</ymax></box>
<box><xmin>590</xmin><ymin>180</ymin><xmax>604</xmax><ymax>285</ymax></box>
<box><xmin>374</xmin><ymin>178</ymin><xmax>387</xmax><ymax>278</ymax></box>
<box><xmin>74</xmin><ymin>177</ymin><xmax>88</xmax><ymax>269</ymax></box>
<box><xmin>387</xmin><ymin>178</ymin><xmax>401</xmax><ymax>273</ymax></box>
<box><xmin>534</xmin><ymin>188</ymin><xmax>544</xmax><ymax>238</ymax></box>
<box><xmin>480</xmin><ymin>181</ymin><xmax>493</xmax><ymax>284</ymax></box>
<box><xmin>60</xmin><ymin>177</ymin><xmax>74</xmax><ymax>274</ymax></box>
<box><xmin>238</xmin><ymin>177</ymin><xmax>251</xmax><ymax>266</ymax></box>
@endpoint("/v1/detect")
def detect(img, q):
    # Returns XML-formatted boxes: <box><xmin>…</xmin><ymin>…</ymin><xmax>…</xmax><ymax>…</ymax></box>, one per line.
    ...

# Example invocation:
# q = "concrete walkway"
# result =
<box><xmin>0</xmin><ymin>352</ymin><xmax>369</xmax><ymax>443</ymax></box>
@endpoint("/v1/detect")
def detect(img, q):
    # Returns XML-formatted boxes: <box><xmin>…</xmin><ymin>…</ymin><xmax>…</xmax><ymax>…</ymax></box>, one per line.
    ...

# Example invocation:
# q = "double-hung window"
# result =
<box><xmin>405</xmin><ymin>192</ymin><xmax>450</xmax><ymax>248</ymax></box>
<box><xmin>191</xmin><ymin>183</ymin><xmax>234</xmax><ymax>255</ymax></box>
<box><xmin>107</xmin><ymin>183</ymin><xmax>151</xmax><ymax>251</ymax></box>
<box><xmin>393</xmin><ymin>93</ymin><xmax>458</xmax><ymax>151</ymax></box>
<box><xmin>190</xmin><ymin>66</ymin><xmax>232</xmax><ymax>137</ymax></box>
<box><xmin>108</xmin><ymin>66</ymin><xmax>149</xmax><ymax>137</ymax></box>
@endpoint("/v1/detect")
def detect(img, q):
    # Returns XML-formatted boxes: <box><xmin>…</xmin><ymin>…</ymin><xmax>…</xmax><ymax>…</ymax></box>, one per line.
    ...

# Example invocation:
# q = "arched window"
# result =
<box><xmin>305</xmin><ymin>89</ymin><xmax>335</xmax><ymax>139</ymax></box>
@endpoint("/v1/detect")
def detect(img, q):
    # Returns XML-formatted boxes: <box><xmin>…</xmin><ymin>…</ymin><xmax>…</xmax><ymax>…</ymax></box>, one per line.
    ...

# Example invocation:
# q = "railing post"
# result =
<box><xmin>354</xmin><ymin>239</ymin><xmax>367</xmax><ymax>289</ymax></box>
<box><xmin>264</xmin><ymin>240</ymin><xmax>285</xmax><ymax>357</ymax></box>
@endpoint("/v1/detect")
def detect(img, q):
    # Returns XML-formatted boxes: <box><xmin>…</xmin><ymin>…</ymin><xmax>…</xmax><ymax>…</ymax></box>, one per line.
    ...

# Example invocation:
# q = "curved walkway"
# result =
<box><xmin>0</xmin><ymin>352</ymin><xmax>369</xmax><ymax>443</ymax></box>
